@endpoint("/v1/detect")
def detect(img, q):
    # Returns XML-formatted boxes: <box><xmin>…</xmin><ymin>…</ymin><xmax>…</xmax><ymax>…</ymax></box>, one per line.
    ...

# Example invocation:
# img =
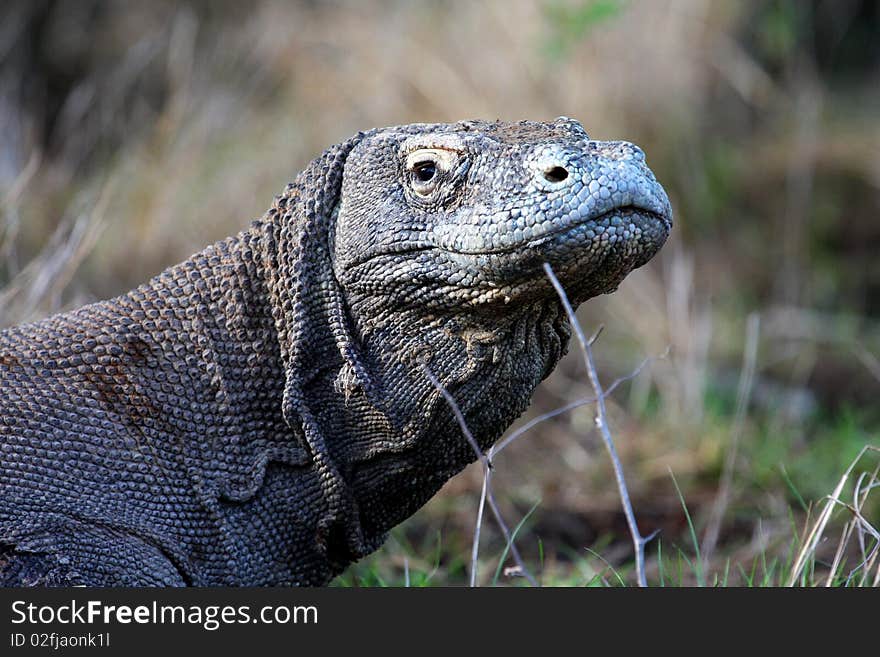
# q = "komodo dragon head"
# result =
<box><xmin>333</xmin><ymin>118</ymin><xmax>671</xmax><ymax>310</ymax></box>
<box><xmin>264</xmin><ymin>118</ymin><xmax>671</xmax><ymax>574</ymax></box>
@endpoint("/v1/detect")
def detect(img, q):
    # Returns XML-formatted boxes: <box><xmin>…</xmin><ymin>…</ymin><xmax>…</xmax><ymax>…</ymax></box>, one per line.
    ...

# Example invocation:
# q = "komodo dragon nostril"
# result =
<box><xmin>542</xmin><ymin>166</ymin><xmax>569</xmax><ymax>183</ymax></box>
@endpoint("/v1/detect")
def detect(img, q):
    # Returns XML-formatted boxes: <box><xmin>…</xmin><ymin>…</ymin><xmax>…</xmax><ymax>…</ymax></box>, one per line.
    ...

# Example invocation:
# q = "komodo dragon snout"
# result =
<box><xmin>1</xmin><ymin>118</ymin><xmax>670</xmax><ymax>586</ymax></box>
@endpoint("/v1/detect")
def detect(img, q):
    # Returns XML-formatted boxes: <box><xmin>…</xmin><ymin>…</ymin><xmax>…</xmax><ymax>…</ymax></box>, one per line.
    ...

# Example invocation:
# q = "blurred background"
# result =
<box><xmin>1</xmin><ymin>0</ymin><xmax>878</xmax><ymax>585</ymax></box>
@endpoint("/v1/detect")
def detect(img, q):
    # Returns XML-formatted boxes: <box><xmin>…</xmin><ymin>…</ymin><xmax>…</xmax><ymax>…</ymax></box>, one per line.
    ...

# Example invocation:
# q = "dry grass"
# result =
<box><xmin>788</xmin><ymin>445</ymin><xmax>880</xmax><ymax>587</ymax></box>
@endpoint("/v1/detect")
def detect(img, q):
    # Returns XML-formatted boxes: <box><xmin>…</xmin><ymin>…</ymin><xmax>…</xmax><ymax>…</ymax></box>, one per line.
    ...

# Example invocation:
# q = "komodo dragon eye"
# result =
<box><xmin>405</xmin><ymin>148</ymin><xmax>458</xmax><ymax>196</ymax></box>
<box><xmin>412</xmin><ymin>161</ymin><xmax>436</xmax><ymax>182</ymax></box>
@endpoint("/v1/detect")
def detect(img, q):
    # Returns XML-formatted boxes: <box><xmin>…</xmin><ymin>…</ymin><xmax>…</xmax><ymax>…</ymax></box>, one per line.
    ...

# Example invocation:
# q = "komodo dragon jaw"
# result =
<box><xmin>0</xmin><ymin>118</ymin><xmax>671</xmax><ymax>586</ymax></box>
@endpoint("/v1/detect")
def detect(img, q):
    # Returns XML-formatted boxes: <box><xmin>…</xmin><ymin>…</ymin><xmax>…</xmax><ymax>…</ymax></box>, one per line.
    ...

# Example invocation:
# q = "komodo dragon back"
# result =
<box><xmin>0</xmin><ymin>118</ymin><xmax>672</xmax><ymax>586</ymax></box>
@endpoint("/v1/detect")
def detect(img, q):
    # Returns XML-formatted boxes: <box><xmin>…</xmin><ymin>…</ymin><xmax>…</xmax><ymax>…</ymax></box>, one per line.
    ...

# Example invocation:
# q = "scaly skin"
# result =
<box><xmin>0</xmin><ymin>118</ymin><xmax>671</xmax><ymax>586</ymax></box>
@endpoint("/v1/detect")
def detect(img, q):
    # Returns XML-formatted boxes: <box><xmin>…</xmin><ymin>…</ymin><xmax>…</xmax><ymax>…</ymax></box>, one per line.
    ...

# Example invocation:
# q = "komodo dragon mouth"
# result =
<box><xmin>434</xmin><ymin>205</ymin><xmax>670</xmax><ymax>256</ymax></box>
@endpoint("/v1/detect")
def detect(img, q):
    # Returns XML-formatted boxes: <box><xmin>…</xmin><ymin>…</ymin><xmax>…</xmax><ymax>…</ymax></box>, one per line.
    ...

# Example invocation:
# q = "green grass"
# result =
<box><xmin>334</xmin><ymin>446</ymin><xmax>879</xmax><ymax>587</ymax></box>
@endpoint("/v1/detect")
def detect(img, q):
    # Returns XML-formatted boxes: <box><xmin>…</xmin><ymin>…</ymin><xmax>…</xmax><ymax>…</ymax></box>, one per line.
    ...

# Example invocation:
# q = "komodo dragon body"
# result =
<box><xmin>0</xmin><ymin>118</ymin><xmax>671</xmax><ymax>586</ymax></box>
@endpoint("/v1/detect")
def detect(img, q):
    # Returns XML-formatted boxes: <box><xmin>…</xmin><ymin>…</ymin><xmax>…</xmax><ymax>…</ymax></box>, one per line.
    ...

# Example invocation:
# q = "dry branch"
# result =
<box><xmin>543</xmin><ymin>262</ymin><xmax>656</xmax><ymax>587</ymax></box>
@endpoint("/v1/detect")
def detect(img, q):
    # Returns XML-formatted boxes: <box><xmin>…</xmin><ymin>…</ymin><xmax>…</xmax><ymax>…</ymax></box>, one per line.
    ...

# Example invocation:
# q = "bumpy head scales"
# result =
<box><xmin>331</xmin><ymin>117</ymin><xmax>672</xmax><ymax>310</ymax></box>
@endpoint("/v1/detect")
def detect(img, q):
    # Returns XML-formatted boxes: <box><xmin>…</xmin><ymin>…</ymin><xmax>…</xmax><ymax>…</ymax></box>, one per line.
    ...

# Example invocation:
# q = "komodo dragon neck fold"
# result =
<box><xmin>1</xmin><ymin>118</ymin><xmax>672</xmax><ymax>586</ymax></box>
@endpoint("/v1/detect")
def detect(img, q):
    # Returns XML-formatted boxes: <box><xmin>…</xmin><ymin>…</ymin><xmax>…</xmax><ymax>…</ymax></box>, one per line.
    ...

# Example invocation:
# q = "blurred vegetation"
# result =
<box><xmin>1</xmin><ymin>0</ymin><xmax>878</xmax><ymax>585</ymax></box>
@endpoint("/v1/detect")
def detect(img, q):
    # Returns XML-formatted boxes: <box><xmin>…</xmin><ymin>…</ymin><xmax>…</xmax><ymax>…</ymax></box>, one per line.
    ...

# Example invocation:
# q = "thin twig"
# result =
<box><xmin>543</xmin><ymin>262</ymin><xmax>654</xmax><ymax>587</ymax></box>
<box><xmin>491</xmin><ymin>350</ymin><xmax>666</xmax><ymax>457</ymax></box>
<box><xmin>471</xmin><ymin>466</ymin><xmax>490</xmax><ymax>587</ymax></box>
<box><xmin>423</xmin><ymin>365</ymin><xmax>538</xmax><ymax>587</ymax></box>
<box><xmin>483</xmin><ymin>484</ymin><xmax>536</xmax><ymax>585</ymax></box>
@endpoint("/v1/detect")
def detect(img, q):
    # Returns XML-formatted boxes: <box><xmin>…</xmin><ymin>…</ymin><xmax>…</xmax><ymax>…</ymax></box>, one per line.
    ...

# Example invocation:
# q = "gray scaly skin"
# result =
<box><xmin>0</xmin><ymin>118</ymin><xmax>671</xmax><ymax>586</ymax></box>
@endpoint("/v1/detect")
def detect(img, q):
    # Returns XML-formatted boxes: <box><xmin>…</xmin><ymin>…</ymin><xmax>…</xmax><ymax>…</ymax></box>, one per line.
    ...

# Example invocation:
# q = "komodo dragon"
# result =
<box><xmin>0</xmin><ymin>118</ymin><xmax>671</xmax><ymax>586</ymax></box>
